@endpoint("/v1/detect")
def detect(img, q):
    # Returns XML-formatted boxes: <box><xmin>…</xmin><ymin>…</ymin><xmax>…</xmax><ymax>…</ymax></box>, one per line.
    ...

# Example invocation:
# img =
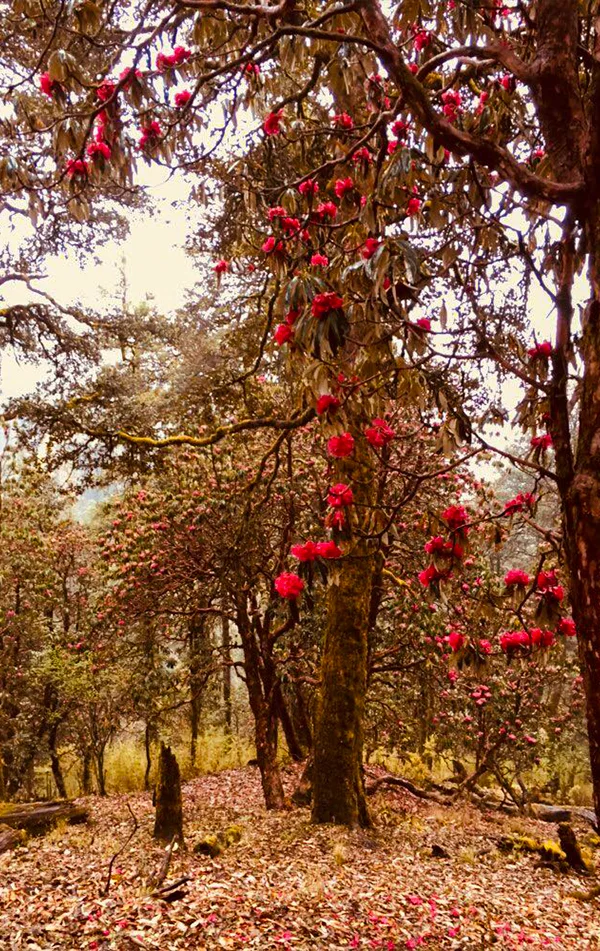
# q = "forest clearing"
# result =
<box><xmin>2</xmin><ymin>765</ymin><xmax>599</xmax><ymax>951</ymax></box>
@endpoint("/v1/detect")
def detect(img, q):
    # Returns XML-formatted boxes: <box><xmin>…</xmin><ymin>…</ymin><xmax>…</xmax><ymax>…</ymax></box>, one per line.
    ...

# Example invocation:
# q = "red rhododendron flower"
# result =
<box><xmin>119</xmin><ymin>66</ymin><xmax>141</xmax><ymax>86</ymax></box>
<box><xmin>327</xmin><ymin>482</ymin><xmax>354</xmax><ymax>507</ymax></box>
<box><xmin>392</xmin><ymin>118</ymin><xmax>409</xmax><ymax>138</ymax></box>
<box><xmin>284</xmin><ymin>308</ymin><xmax>300</xmax><ymax>325</ymax></box>
<box><xmin>327</xmin><ymin>432</ymin><xmax>355</xmax><ymax>458</ymax></box>
<box><xmin>66</xmin><ymin>158</ymin><xmax>88</xmax><ymax>177</ymax></box>
<box><xmin>39</xmin><ymin>72</ymin><xmax>56</xmax><ymax>97</ymax></box>
<box><xmin>334</xmin><ymin>177</ymin><xmax>354</xmax><ymax>199</ymax></box>
<box><xmin>408</xmin><ymin>63</ymin><xmax>419</xmax><ymax>74</ymax></box>
<box><xmin>139</xmin><ymin>120</ymin><xmax>162</xmax><ymax>149</ymax></box>
<box><xmin>214</xmin><ymin>259</ymin><xmax>229</xmax><ymax>274</ymax></box>
<box><xmin>558</xmin><ymin>617</ymin><xmax>576</xmax><ymax>637</ymax></box>
<box><xmin>244</xmin><ymin>62</ymin><xmax>260</xmax><ymax>76</ymax></box>
<box><xmin>281</xmin><ymin>216</ymin><xmax>301</xmax><ymax>234</ymax></box>
<box><xmin>262</xmin><ymin>236</ymin><xmax>284</xmax><ymax>254</ymax></box>
<box><xmin>530</xmin><ymin>627</ymin><xmax>555</xmax><ymax>647</ymax></box>
<box><xmin>479</xmin><ymin>639</ymin><xmax>492</xmax><ymax>654</ymax></box>
<box><xmin>500</xmin><ymin>73</ymin><xmax>516</xmax><ymax>92</ymax></box>
<box><xmin>477</xmin><ymin>91</ymin><xmax>489</xmax><ymax>114</ymax></box>
<box><xmin>531</xmin><ymin>433</ymin><xmax>553</xmax><ymax>449</ymax></box>
<box><xmin>537</xmin><ymin>569</ymin><xmax>559</xmax><ymax>591</ymax></box>
<box><xmin>274</xmin><ymin>572</ymin><xmax>304</xmax><ymax>600</ymax></box>
<box><xmin>352</xmin><ymin>147</ymin><xmax>373</xmax><ymax>165</ymax></box>
<box><xmin>174</xmin><ymin>89</ymin><xmax>192</xmax><ymax>108</ymax></box>
<box><xmin>418</xmin><ymin>564</ymin><xmax>445</xmax><ymax>587</ymax></box>
<box><xmin>316</xmin><ymin>201</ymin><xmax>337</xmax><ymax>219</ymax></box>
<box><xmin>441</xmin><ymin>89</ymin><xmax>461</xmax><ymax>120</ymax></box>
<box><xmin>424</xmin><ymin>536</ymin><xmax>446</xmax><ymax>554</ymax></box>
<box><xmin>310</xmin><ymin>253</ymin><xmax>329</xmax><ymax>267</ymax></box>
<box><xmin>500</xmin><ymin>630</ymin><xmax>530</xmax><ymax>652</ymax></box>
<box><xmin>290</xmin><ymin>540</ymin><xmax>318</xmax><ymax>562</ymax></box>
<box><xmin>316</xmin><ymin>394</ymin><xmax>340</xmax><ymax>415</ymax></box>
<box><xmin>333</xmin><ymin>112</ymin><xmax>354</xmax><ymax>129</ymax></box>
<box><xmin>544</xmin><ymin>584</ymin><xmax>565</xmax><ymax>602</ymax></box>
<box><xmin>311</xmin><ymin>292</ymin><xmax>344</xmax><ymax>318</ymax></box>
<box><xmin>503</xmin><ymin>492</ymin><xmax>535</xmax><ymax>515</ymax></box>
<box><xmin>447</xmin><ymin>630</ymin><xmax>464</xmax><ymax>651</ymax></box>
<box><xmin>263</xmin><ymin>110</ymin><xmax>283</xmax><ymax>135</ymax></box>
<box><xmin>442</xmin><ymin>504</ymin><xmax>468</xmax><ymax>532</ymax></box>
<box><xmin>315</xmin><ymin>540</ymin><xmax>343</xmax><ymax>559</ymax></box>
<box><xmin>424</xmin><ymin>536</ymin><xmax>463</xmax><ymax>558</ymax></box>
<box><xmin>407</xmin><ymin>196</ymin><xmax>422</xmax><ymax>216</ymax></box>
<box><xmin>415</xmin><ymin>317</ymin><xmax>431</xmax><ymax>332</ymax></box>
<box><xmin>528</xmin><ymin>341</ymin><xmax>553</xmax><ymax>360</ymax></box>
<box><xmin>268</xmin><ymin>205</ymin><xmax>286</xmax><ymax>220</ymax></box>
<box><xmin>157</xmin><ymin>46</ymin><xmax>191</xmax><ymax>71</ymax></box>
<box><xmin>361</xmin><ymin>237</ymin><xmax>380</xmax><ymax>260</ymax></box>
<box><xmin>86</xmin><ymin>141</ymin><xmax>112</xmax><ymax>160</ymax></box>
<box><xmin>365</xmin><ymin>418</ymin><xmax>395</xmax><ymax>448</ymax></box>
<box><xmin>504</xmin><ymin>569</ymin><xmax>530</xmax><ymax>587</ymax></box>
<box><xmin>412</xmin><ymin>26</ymin><xmax>431</xmax><ymax>51</ymax></box>
<box><xmin>96</xmin><ymin>81</ymin><xmax>116</xmax><ymax>102</ymax></box>
<box><xmin>298</xmin><ymin>178</ymin><xmax>319</xmax><ymax>196</ymax></box>
<box><xmin>274</xmin><ymin>323</ymin><xmax>293</xmax><ymax>346</ymax></box>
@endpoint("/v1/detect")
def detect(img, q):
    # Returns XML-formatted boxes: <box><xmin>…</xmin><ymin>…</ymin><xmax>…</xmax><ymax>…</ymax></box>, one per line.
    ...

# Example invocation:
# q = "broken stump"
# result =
<box><xmin>153</xmin><ymin>743</ymin><xmax>183</xmax><ymax>844</ymax></box>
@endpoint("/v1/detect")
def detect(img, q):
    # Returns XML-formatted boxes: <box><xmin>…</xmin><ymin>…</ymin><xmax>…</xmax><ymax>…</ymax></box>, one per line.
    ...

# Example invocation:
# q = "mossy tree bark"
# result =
<box><xmin>312</xmin><ymin>440</ymin><xmax>376</xmax><ymax>827</ymax></box>
<box><xmin>153</xmin><ymin>742</ymin><xmax>184</xmax><ymax>844</ymax></box>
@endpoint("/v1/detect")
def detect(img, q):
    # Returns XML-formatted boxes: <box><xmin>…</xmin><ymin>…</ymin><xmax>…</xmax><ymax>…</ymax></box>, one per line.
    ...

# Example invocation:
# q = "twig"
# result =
<box><xmin>102</xmin><ymin>802</ymin><xmax>139</xmax><ymax>897</ymax></box>
<box><xmin>148</xmin><ymin>834</ymin><xmax>177</xmax><ymax>891</ymax></box>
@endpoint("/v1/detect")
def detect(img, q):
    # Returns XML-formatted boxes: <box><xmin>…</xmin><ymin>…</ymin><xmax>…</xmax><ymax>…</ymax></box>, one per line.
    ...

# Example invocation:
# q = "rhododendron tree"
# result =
<box><xmin>4</xmin><ymin>0</ymin><xmax>600</xmax><ymax>825</ymax></box>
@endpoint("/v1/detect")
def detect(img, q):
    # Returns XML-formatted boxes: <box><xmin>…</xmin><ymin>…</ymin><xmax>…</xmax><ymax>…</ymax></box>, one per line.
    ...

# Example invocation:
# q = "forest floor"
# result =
<box><xmin>1</xmin><ymin>765</ymin><xmax>599</xmax><ymax>950</ymax></box>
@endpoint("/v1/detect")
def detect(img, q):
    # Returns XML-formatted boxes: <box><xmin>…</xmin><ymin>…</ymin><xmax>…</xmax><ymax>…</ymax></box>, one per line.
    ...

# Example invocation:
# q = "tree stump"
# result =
<box><xmin>0</xmin><ymin>824</ymin><xmax>25</xmax><ymax>854</ymax></box>
<box><xmin>153</xmin><ymin>743</ymin><xmax>183</xmax><ymax>844</ymax></box>
<box><xmin>558</xmin><ymin>823</ymin><xmax>592</xmax><ymax>873</ymax></box>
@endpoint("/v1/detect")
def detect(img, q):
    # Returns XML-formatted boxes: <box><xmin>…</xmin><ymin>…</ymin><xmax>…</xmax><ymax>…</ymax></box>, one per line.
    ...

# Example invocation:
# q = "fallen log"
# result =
<box><xmin>364</xmin><ymin>773</ymin><xmax>598</xmax><ymax>829</ymax></box>
<box><xmin>0</xmin><ymin>824</ymin><xmax>26</xmax><ymax>854</ymax></box>
<box><xmin>0</xmin><ymin>800</ymin><xmax>88</xmax><ymax>833</ymax></box>
<box><xmin>365</xmin><ymin>774</ymin><xmax>451</xmax><ymax>804</ymax></box>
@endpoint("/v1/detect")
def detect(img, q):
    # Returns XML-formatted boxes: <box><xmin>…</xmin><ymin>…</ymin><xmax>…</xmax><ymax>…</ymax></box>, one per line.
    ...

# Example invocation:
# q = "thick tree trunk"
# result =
<box><xmin>312</xmin><ymin>544</ymin><xmax>374</xmax><ymax>826</ymax></box>
<box><xmin>561</xmin><ymin>218</ymin><xmax>600</xmax><ymax>826</ymax></box>
<box><xmin>312</xmin><ymin>433</ymin><xmax>376</xmax><ymax>827</ymax></box>
<box><xmin>153</xmin><ymin>742</ymin><xmax>184</xmax><ymax>843</ymax></box>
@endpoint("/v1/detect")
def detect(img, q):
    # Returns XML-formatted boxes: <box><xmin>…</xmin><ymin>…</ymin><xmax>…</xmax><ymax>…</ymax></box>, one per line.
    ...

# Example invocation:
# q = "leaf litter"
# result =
<box><xmin>1</xmin><ymin>765</ymin><xmax>599</xmax><ymax>950</ymax></box>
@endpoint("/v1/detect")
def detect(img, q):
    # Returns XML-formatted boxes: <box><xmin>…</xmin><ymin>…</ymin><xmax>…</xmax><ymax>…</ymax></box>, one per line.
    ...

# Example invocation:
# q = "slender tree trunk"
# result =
<box><xmin>222</xmin><ymin>610</ymin><xmax>232</xmax><ymax>732</ymax></box>
<box><xmin>81</xmin><ymin>749</ymin><xmax>92</xmax><ymax>795</ymax></box>
<box><xmin>274</xmin><ymin>684</ymin><xmax>305</xmax><ymax>762</ymax></box>
<box><xmin>144</xmin><ymin>722</ymin><xmax>153</xmax><ymax>790</ymax></box>
<box><xmin>48</xmin><ymin>725</ymin><xmax>67</xmax><ymax>799</ymax></box>
<box><xmin>95</xmin><ymin>746</ymin><xmax>107</xmax><ymax>797</ymax></box>
<box><xmin>189</xmin><ymin>615</ymin><xmax>204</xmax><ymax>767</ymax></box>
<box><xmin>235</xmin><ymin>596</ymin><xmax>285</xmax><ymax>809</ymax></box>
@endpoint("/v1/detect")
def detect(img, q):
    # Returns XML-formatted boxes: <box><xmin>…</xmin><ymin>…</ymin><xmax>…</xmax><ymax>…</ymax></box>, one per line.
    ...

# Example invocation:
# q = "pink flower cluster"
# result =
<box><xmin>290</xmin><ymin>540</ymin><xmax>343</xmax><ymax>561</ymax></box>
